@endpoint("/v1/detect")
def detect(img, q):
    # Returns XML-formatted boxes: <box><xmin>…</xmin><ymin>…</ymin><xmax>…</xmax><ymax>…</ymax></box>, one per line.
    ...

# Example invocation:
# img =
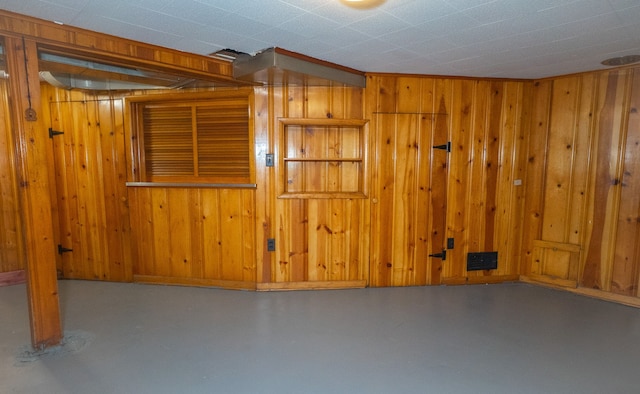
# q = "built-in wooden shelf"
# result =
<box><xmin>278</xmin><ymin>118</ymin><xmax>368</xmax><ymax>199</ymax></box>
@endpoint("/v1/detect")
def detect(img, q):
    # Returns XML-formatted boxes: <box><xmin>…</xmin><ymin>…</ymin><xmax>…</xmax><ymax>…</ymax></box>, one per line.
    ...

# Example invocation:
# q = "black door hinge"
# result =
<box><xmin>57</xmin><ymin>244</ymin><xmax>73</xmax><ymax>255</ymax></box>
<box><xmin>429</xmin><ymin>249</ymin><xmax>446</xmax><ymax>261</ymax></box>
<box><xmin>433</xmin><ymin>141</ymin><xmax>451</xmax><ymax>152</ymax></box>
<box><xmin>49</xmin><ymin>128</ymin><xmax>64</xmax><ymax>138</ymax></box>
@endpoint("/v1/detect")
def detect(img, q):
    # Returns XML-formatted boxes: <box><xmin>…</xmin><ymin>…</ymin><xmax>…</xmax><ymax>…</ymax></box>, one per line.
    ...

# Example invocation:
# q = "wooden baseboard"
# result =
<box><xmin>133</xmin><ymin>275</ymin><xmax>257</xmax><ymax>291</ymax></box>
<box><xmin>257</xmin><ymin>280</ymin><xmax>367</xmax><ymax>291</ymax></box>
<box><xmin>520</xmin><ymin>275</ymin><xmax>640</xmax><ymax>308</ymax></box>
<box><xmin>0</xmin><ymin>270</ymin><xmax>26</xmax><ymax>286</ymax></box>
<box><xmin>442</xmin><ymin>275</ymin><xmax>520</xmax><ymax>285</ymax></box>
<box><xmin>521</xmin><ymin>273</ymin><xmax>578</xmax><ymax>288</ymax></box>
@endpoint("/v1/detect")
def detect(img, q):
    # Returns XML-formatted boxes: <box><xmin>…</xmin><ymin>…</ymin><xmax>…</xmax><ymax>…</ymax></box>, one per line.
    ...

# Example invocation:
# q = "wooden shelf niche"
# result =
<box><xmin>278</xmin><ymin>118</ymin><xmax>368</xmax><ymax>199</ymax></box>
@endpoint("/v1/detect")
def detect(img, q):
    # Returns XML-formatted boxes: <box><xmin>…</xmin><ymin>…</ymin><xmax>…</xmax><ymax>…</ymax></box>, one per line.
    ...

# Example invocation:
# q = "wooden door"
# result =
<box><xmin>49</xmin><ymin>97</ymin><xmax>132</xmax><ymax>281</ymax></box>
<box><xmin>370</xmin><ymin>113</ymin><xmax>448</xmax><ymax>286</ymax></box>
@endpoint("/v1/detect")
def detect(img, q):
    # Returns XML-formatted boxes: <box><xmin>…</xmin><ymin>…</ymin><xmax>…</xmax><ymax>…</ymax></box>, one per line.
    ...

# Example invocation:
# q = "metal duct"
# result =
<box><xmin>233</xmin><ymin>47</ymin><xmax>366</xmax><ymax>88</ymax></box>
<box><xmin>39</xmin><ymin>71</ymin><xmax>168</xmax><ymax>90</ymax></box>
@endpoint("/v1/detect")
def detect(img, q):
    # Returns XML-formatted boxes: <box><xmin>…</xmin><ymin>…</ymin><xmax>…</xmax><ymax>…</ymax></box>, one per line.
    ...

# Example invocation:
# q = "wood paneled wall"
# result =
<box><xmin>366</xmin><ymin>75</ymin><xmax>531</xmax><ymax>285</ymax></box>
<box><xmin>0</xmin><ymin>79</ymin><xmax>25</xmax><ymax>273</ymax></box>
<box><xmin>129</xmin><ymin>187</ymin><xmax>256</xmax><ymax>288</ymax></box>
<box><xmin>40</xmin><ymin>84</ymin><xmax>133</xmax><ymax>281</ymax></box>
<box><xmin>522</xmin><ymin>66</ymin><xmax>640</xmax><ymax>305</ymax></box>
<box><xmin>0</xmin><ymin>7</ymin><xmax>636</xmax><ymax>305</ymax></box>
<box><xmin>254</xmin><ymin>85</ymin><xmax>370</xmax><ymax>290</ymax></box>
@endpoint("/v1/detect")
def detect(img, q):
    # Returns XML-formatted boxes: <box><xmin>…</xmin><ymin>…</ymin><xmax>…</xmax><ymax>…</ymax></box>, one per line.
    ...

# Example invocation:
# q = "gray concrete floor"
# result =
<box><xmin>1</xmin><ymin>281</ymin><xmax>639</xmax><ymax>394</ymax></box>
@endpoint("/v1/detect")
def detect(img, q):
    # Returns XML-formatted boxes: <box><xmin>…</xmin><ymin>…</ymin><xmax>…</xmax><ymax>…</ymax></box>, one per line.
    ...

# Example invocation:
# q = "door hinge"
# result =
<box><xmin>49</xmin><ymin>128</ymin><xmax>64</xmax><ymax>138</ymax></box>
<box><xmin>429</xmin><ymin>249</ymin><xmax>446</xmax><ymax>261</ymax></box>
<box><xmin>433</xmin><ymin>141</ymin><xmax>451</xmax><ymax>152</ymax></box>
<box><xmin>57</xmin><ymin>244</ymin><xmax>73</xmax><ymax>255</ymax></box>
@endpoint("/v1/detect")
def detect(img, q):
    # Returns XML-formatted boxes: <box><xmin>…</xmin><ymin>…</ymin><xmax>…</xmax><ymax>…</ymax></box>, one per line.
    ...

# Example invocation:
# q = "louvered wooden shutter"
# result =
<box><xmin>140</xmin><ymin>95</ymin><xmax>250</xmax><ymax>183</ymax></box>
<box><xmin>196</xmin><ymin>98</ymin><xmax>250</xmax><ymax>180</ymax></box>
<box><xmin>143</xmin><ymin>105</ymin><xmax>194</xmax><ymax>177</ymax></box>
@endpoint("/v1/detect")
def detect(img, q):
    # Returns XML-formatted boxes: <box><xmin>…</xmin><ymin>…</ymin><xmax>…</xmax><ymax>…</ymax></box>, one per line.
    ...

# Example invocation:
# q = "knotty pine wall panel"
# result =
<box><xmin>254</xmin><ymin>85</ymin><xmax>370</xmax><ymax>289</ymax></box>
<box><xmin>523</xmin><ymin>66</ymin><xmax>640</xmax><ymax>303</ymax></box>
<box><xmin>39</xmin><ymin>84</ymin><xmax>133</xmax><ymax>281</ymax></box>
<box><xmin>129</xmin><ymin>187</ymin><xmax>256</xmax><ymax>288</ymax></box>
<box><xmin>366</xmin><ymin>74</ymin><xmax>532</xmax><ymax>285</ymax></box>
<box><xmin>366</xmin><ymin>75</ymin><xmax>530</xmax><ymax>285</ymax></box>
<box><xmin>0</xmin><ymin>79</ymin><xmax>25</xmax><ymax>273</ymax></box>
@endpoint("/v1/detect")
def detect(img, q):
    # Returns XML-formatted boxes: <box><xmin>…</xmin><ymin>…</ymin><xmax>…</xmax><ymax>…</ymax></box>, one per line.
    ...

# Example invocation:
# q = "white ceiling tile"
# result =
<box><xmin>128</xmin><ymin>0</ymin><xmax>175</xmax><ymax>11</ymax></box>
<box><xmin>278</xmin><ymin>0</ymin><xmax>329</xmax><ymax>12</ymax></box>
<box><xmin>416</xmin><ymin>12</ymin><xmax>482</xmax><ymax>37</ymax></box>
<box><xmin>236</xmin><ymin>1</ymin><xmax>306</xmax><ymax>25</ymax></box>
<box><xmin>248</xmin><ymin>27</ymin><xmax>308</xmax><ymax>47</ymax></box>
<box><xmin>157</xmin><ymin>1</ymin><xmax>229</xmax><ymax>26</ymax></box>
<box><xmin>412</xmin><ymin>38</ymin><xmax>460</xmax><ymax>54</ymax></box>
<box><xmin>384</xmin><ymin>0</ymin><xmax>458</xmax><ymax>25</ymax></box>
<box><xmin>445</xmin><ymin>21</ymin><xmax>518</xmax><ymax>46</ymax></box>
<box><xmin>277</xmin><ymin>12</ymin><xmax>342</xmax><ymax>39</ymax></box>
<box><xmin>191</xmin><ymin>0</ymin><xmax>261</xmax><ymax>13</ymax></box>
<box><xmin>310</xmin><ymin>2</ymin><xmax>386</xmax><ymax>25</ymax></box>
<box><xmin>614</xmin><ymin>4</ymin><xmax>640</xmax><ymax>24</ymax></box>
<box><xmin>346</xmin><ymin>12</ymin><xmax>411</xmax><ymax>37</ymax></box>
<box><xmin>316</xmin><ymin>26</ymin><xmax>372</xmax><ymax>46</ymax></box>
<box><xmin>9</xmin><ymin>2</ymin><xmax>82</xmax><ymax>24</ymax></box>
<box><xmin>378</xmin><ymin>27</ymin><xmax>437</xmax><ymax>47</ymax></box>
<box><xmin>1</xmin><ymin>0</ymin><xmax>639</xmax><ymax>79</ymax></box>
<box><xmin>445</xmin><ymin>0</ymin><xmax>497</xmax><ymax>11</ymax></box>
<box><xmin>86</xmin><ymin>16</ymin><xmax>184</xmax><ymax>49</ymax></box>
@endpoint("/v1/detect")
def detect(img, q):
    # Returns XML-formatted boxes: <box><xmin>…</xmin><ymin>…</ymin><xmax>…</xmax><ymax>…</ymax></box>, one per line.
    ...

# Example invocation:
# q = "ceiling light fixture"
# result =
<box><xmin>600</xmin><ymin>54</ymin><xmax>640</xmax><ymax>67</ymax></box>
<box><xmin>339</xmin><ymin>0</ymin><xmax>386</xmax><ymax>10</ymax></box>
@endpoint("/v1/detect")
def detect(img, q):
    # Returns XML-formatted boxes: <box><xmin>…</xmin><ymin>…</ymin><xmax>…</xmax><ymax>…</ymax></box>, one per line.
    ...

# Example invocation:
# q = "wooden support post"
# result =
<box><xmin>5</xmin><ymin>37</ymin><xmax>62</xmax><ymax>349</ymax></box>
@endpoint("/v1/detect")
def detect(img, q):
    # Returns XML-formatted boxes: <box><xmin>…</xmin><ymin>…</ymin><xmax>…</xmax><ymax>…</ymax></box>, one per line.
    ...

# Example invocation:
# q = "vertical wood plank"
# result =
<box><xmin>414</xmin><ymin>113</ymin><xmax>433</xmax><ymax>285</ymax></box>
<box><xmin>429</xmin><ymin>90</ymin><xmax>450</xmax><ymax>284</ymax></box>
<box><xmin>522</xmin><ymin>80</ymin><xmax>552</xmax><ymax>276</ymax></box>
<box><xmin>241</xmin><ymin>189</ymin><xmax>256</xmax><ymax>282</ymax></box>
<box><xmin>444</xmin><ymin>79</ymin><xmax>474</xmax><ymax>279</ymax></box>
<box><xmin>467</xmin><ymin>81</ymin><xmax>490</xmax><ymax>255</ymax></box>
<box><xmin>484</xmin><ymin>81</ymin><xmax>504</xmax><ymax>253</ymax></box>
<box><xmin>219</xmin><ymin>189</ymin><xmax>243</xmax><ymax>281</ymax></box>
<box><xmin>202</xmin><ymin>189</ymin><xmax>222</xmax><ymax>279</ymax></box>
<box><xmin>583</xmin><ymin>71</ymin><xmax>629</xmax><ymax>290</ymax></box>
<box><xmin>543</xmin><ymin>76</ymin><xmax>579</xmax><ymax>243</ymax></box>
<box><xmin>370</xmin><ymin>112</ymin><xmax>396</xmax><ymax>286</ymax></box>
<box><xmin>611</xmin><ymin>70</ymin><xmax>640</xmax><ymax>296</ymax></box>
<box><xmin>254</xmin><ymin>86</ymin><xmax>272</xmax><ymax>284</ymax></box>
<box><xmin>0</xmin><ymin>79</ymin><xmax>25</xmax><ymax>272</ymax></box>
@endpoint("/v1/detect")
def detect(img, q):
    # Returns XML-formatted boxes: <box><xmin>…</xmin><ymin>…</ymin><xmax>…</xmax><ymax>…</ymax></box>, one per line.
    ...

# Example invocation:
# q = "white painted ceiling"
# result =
<box><xmin>1</xmin><ymin>0</ymin><xmax>640</xmax><ymax>79</ymax></box>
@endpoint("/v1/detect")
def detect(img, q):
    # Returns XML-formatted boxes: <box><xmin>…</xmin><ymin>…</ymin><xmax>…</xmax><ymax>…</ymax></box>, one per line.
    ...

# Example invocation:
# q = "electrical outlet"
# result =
<box><xmin>267</xmin><ymin>238</ymin><xmax>276</xmax><ymax>251</ymax></box>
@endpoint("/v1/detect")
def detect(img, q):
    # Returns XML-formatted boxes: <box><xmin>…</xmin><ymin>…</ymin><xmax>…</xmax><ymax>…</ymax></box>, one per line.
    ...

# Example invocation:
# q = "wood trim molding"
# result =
<box><xmin>0</xmin><ymin>270</ymin><xmax>26</xmax><ymax>286</ymax></box>
<box><xmin>134</xmin><ymin>275</ymin><xmax>257</xmax><ymax>291</ymax></box>
<box><xmin>442</xmin><ymin>275</ymin><xmax>520</xmax><ymax>285</ymax></box>
<box><xmin>0</xmin><ymin>10</ymin><xmax>239</xmax><ymax>84</ymax></box>
<box><xmin>257</xmin><ymin>280</ymin><xmax>367</xmax><ymax>291</ymax></box>
<box><xmin>521</xmin><ymin>276</ymin><xmax>640</xmax><ymax>308</ymax></box>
